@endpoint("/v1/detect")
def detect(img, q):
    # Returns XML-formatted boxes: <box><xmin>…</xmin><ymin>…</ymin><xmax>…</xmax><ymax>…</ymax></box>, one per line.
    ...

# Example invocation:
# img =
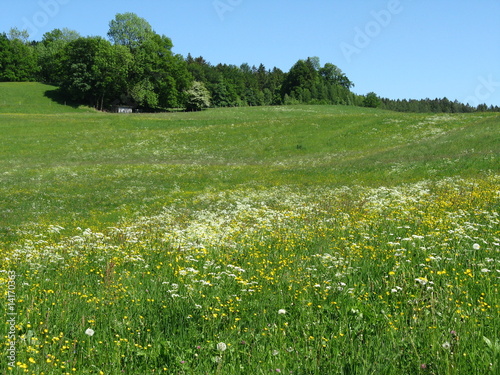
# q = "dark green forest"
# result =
<box><xmin>1</xmin><ymin>13</ymin><xmax>498</xmax><ymax>113</ymax></box>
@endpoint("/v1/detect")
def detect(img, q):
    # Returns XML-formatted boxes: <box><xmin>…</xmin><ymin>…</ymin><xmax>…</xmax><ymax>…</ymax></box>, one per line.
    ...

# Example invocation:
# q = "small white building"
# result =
<box><xmin>112</xmin><ymin>106</ymin><xmax>133</xmax><ymax>113</ymax></box>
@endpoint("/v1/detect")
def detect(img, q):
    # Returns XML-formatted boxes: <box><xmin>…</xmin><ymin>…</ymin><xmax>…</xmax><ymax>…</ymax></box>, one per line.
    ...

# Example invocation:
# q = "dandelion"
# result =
<box><xmin>278</xmin><ymin>309</ymin><xmax>287</xmax><ymax>314</ymax></box>
<box><xmin>473</xmin><ymin>243</ymin><xmax>480</xmax><ymax>250</ymax></box>
<box><xmin>216</xmin><ymin>342</ymin><xmax>227</xmax><ymax>351</ymax></box>
<box><xmin>442</xmin><ymin>341</ymin><xmax>451</xmax><ymax>350</ymax></box>
<box><xmin>85</xmin><ymin>328</ymin><xmax>95</xmax><ymax>337</ymax></box>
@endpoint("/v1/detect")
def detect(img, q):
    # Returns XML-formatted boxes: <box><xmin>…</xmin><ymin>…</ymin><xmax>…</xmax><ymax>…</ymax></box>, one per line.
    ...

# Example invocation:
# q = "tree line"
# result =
<box><xmin>1</xmin><ymin>13</ymin><xmax>498</xmax><ymax>113</ymax></box>
<box><xmin>380</xmin><ymin>97</ymin><xmax>499</xmax><ymax>113</ymax></box>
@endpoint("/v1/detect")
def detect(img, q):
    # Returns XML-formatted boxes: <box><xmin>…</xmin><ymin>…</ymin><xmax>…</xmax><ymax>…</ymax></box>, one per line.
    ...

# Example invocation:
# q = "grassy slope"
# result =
<box><xmin>0</xmin><ymin>82</ymin><xmax>95</xmax><ymax>114</ymax></box>
<box><xmin>1</xmin><ymin>83</ymin><xmax>499</xmax><ymax>375</ymax></box>
<box><xmin>0</xmin><ymin>82</ymin><xmax>498</xmax><ymax>239</ymax></box>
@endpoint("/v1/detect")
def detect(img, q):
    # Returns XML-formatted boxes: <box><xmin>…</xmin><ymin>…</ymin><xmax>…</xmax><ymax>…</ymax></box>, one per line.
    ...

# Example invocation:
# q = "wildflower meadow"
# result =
<box><xmin>1</xmin><ymin>83</ymin><xmax>499</xmax><ymax>374</ymax></box>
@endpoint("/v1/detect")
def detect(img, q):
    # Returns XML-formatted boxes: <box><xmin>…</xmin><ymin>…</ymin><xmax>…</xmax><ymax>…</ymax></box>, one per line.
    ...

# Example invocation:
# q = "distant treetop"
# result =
<box><xmin>107</xmin><ymin>12</ymin><xmax>154</xmax><ymax>48</ymax></box>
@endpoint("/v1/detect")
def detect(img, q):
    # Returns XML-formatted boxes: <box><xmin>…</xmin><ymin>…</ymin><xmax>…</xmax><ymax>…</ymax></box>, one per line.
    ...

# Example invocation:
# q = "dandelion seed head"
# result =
<box><xmin>85</xmin><ymin>328</ymin><xmax>95</xmax><ymax>337</ymax></box>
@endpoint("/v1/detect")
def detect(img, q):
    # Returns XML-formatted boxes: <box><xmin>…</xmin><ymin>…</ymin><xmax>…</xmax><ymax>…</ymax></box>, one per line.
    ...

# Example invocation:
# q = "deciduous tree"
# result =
<box><xmin>108</xmin><ymin>12</ymin><xmax>154</xmax><ymax>48</ymax></box>
<box><xmin>36</xmin><ymin>28</ymin><xmax>80</xmax><ymax>84</ymax></box>
<box><xmin>0</xmin><ymin>33</ymin><xmax>38</xmax><ymax>81</ymax></box>
<box><xmin>185</xmin><ymin>81</ymin><xmax>211</xmax><ymax>111</ymax></box>
<box><xmin>60</xmin><ymin>36</ymin><xmax>132</xmax><ymax>109</ymax></box>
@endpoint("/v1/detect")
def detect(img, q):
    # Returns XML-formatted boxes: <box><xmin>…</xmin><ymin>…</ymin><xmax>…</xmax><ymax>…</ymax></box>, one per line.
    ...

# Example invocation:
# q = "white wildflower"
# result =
<box><xmin>415</xmin><ymin>277</ymin><xmax>428</xmax><ymax>286</ymax></box>
<box><xmin>85</xmin><ymin>328</ymin><xmax>95</xmax><ymax>337</ymax></box>
<box><xmin>217</xmin><ymin>342</ymin><xmax>227</xmax><ymax>352</ymax></box>
<box><xmin>278</xmin><ymin>309</ymin><xmax>287</xmax><ymax>315</ymax></box>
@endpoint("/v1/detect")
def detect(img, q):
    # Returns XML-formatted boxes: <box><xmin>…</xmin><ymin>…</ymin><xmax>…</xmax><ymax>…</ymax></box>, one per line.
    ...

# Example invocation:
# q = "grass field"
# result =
<box><xmin>1</xmin><ymin>83</ymin><xmax>499</xmax><ymax>374</ymax></box>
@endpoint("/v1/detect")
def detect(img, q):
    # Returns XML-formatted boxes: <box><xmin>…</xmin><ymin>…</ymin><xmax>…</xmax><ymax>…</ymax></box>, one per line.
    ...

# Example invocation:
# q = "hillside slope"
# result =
<box><xmin>0</xmin><ymin>82</ymin><xmax>94</xmax><ymax>114</ymax></box>
<box><xmin>0</xmin><ymin>83</ymin><xmax>498</xmax><ymax>236</ymax></box>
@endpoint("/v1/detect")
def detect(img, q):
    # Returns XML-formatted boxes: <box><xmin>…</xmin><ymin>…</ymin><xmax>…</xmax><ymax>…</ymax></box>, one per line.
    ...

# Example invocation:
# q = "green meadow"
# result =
<box><xmin>1</xmin><ymin>83</ymin><xmax>499</xmax><ymax>374</ymax></box>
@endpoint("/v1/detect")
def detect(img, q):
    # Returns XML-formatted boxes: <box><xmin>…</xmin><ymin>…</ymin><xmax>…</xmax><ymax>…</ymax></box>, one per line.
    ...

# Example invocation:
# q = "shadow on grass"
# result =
<box><xmin>44</xmin><ymin>88</ymin><xmax>82</xmax><ymax>109</ymax></box>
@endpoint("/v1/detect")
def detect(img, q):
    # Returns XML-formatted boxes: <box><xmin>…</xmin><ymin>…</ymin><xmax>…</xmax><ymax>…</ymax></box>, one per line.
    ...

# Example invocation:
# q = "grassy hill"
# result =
<box><xmin>1</xmin><ymin>83</ymin><xmax>499</xmax><ymax>374</ymax></box>
<box><xmin>0</xmin><ymin>82</ymin><xmax>498</xmax><ymax>235</ymax></box>
<box><xmin>0</xmin><ymin>82</ymin><xmax>94</xmax><ymax>114</ymax></box>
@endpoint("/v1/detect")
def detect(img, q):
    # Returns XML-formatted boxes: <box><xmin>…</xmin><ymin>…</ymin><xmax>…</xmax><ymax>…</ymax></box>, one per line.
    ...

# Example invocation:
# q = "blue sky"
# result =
<box><xmin>2</xmin><ymin>0</ymin><xmax>500</xmax><ymax>106</ymax></box>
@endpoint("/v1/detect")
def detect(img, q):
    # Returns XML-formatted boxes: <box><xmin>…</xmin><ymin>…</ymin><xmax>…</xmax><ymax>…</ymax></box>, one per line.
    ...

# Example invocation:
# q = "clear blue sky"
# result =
<box><xmin>2</xmin><ymin>0</ymin><xmax>500</xmax><ymax>106</ymax></box>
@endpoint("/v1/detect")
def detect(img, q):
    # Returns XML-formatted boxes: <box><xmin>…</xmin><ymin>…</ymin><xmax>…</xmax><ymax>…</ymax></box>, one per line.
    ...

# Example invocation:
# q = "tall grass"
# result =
<box><xmin>2</xmin><ymin>178</ymin><xmax>499</xmax><ymax>374</ymax></box>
